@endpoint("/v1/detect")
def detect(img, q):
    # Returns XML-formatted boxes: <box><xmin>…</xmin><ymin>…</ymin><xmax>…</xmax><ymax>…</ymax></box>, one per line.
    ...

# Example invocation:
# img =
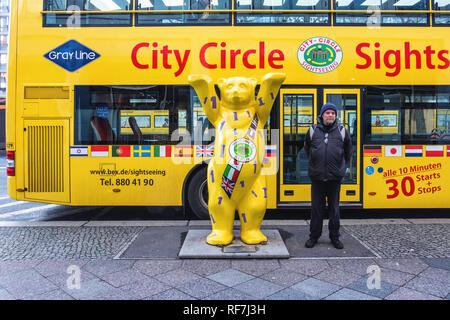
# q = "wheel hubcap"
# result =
<box><xmin>199</xmin><ymin>179</ymin><xmax>208</xmax><ymax>210</ymax></box>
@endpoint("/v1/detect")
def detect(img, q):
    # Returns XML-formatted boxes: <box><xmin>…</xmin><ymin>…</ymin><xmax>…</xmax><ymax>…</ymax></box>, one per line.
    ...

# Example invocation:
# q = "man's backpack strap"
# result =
<box><xmin>338</xmin><ymin>125</ymin><xmax>346</xmax><ymax>142</ymax></box>
<box><xmin>309</xmin><ymin>124</ymin><xmax>317</xmax><ymax>140</ymax></box>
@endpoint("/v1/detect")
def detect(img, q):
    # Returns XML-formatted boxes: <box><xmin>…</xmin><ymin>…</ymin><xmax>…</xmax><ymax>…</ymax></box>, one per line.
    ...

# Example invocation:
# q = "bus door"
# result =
<box><xmin>279</xmin><ymin>89</ymin><xmax>316</xmax><ymax>201</ymax></box>
<box><xmin>279</xmin><ymin>88</ymin><xmax>360</xmax><ymax>203</ymax></box>
<box><xmin>323</xmin><ymin>89</ymin><xmax>360</xmax><ymax>202</ymax></box>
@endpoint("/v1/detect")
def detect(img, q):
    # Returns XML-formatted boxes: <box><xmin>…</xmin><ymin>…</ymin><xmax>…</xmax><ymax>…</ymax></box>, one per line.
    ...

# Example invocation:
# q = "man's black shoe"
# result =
<box><xmin>305</xmin><ymin>238</ymin><xmax>317</xmax><ymax>248</ymax></box>
<box><xmin>331</xmin><ymin>239</ymin><xmax>344</xmax><ymax>249</ymax></box>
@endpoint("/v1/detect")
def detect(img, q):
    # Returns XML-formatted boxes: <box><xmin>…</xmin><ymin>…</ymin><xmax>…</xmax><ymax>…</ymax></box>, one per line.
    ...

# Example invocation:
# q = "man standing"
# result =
<box><xmin>304</xmin><ymin>103</ymin><xmax>352</xmax><ymax>249</ymax></box>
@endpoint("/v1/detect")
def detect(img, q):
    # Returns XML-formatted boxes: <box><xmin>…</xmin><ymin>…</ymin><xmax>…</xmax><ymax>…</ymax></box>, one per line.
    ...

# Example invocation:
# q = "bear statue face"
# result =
<box><xmin>217</xmin><ymin>77</ymin><xmax>257</xmax><ymax>109</ymax></box>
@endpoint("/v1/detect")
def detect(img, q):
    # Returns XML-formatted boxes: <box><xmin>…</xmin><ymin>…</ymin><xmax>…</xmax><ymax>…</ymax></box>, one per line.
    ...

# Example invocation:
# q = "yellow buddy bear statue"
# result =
<box><xmin>188</xmin><ymin>73</ymin><xmax>286</xmax><ymax>246</ymax></box>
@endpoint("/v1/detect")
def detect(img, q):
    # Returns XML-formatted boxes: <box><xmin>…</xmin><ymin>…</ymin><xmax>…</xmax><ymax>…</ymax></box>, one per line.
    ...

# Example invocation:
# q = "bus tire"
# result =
<box><xmin>187</xmin><ymin>167</ymin><xmax>210</xmax><ymax>220</ymax></box>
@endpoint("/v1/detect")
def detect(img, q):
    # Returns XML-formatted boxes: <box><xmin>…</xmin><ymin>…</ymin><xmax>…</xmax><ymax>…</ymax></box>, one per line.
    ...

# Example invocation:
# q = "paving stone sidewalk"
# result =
<box><xmin>0</xmin><ymin>220</ymin><xmax>449</xmax><ymax>300</ymax></box>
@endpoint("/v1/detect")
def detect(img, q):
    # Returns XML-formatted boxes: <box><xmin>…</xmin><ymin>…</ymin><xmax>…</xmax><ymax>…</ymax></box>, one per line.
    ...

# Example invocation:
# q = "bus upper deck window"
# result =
<box><xmin>84</xmin><ymin>0</ymin><xmax>131</xmax><ymax>11</ymax></box>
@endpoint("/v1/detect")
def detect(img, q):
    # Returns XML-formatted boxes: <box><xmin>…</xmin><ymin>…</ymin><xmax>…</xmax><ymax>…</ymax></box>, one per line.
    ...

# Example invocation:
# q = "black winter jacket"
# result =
<box><xmin>304</xmin><ymin>118</ymin><xmax>352</xmax><ymax>181</ymax></box>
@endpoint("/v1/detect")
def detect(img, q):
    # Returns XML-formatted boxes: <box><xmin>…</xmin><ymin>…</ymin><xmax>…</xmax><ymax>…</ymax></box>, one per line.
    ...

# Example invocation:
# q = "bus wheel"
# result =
<box><xmin>187</xmin><ymin>168</ymin><xmax>210</xmax><ymax>220</ymax></box>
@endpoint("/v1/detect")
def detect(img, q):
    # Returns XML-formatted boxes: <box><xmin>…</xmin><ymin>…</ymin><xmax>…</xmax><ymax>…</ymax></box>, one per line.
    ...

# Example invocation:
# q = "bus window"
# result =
<box><xmin>282</xmin><ymin>94</ymin><xmax>314</xmax><ymax>185</ymax></box>
<box><xmin>190</xmin><ymin>89</ymin><xmax>215</xmax><ymax>145</ymax></box>
<box><xmin>44</xmin><ymin>0</ymin><xmax>132</xmax><ymax>27</ymax></box>
<box><xmin>433</xmin><ymin>0</ymin><xmax>450</xmax><ymax>26</ymax></box>
<box><xmin>75</xmin><ymin>85</ymin><xmax>193</xmax><ymax>145</ymax></box>
<box><xmin>326</xmin><ymin>93</ymin><xmax>358</xmax><ymax>185</ymax></box>
<box><xmin>365</xmin><ymin>85</ymin><xmax>450</xmax><ymax>145</ymax></box>
<box><xmin>235</xmin><ymin>0</ymin><xmax>330</xmax><ymax>25</ymax></box>
<box><xmin>334</xmin><ymin>0</ymin><xmax>429</xmax><ymax>26</ymax></box>
<box><xmin>437</xmin><ymin>110</ymin><xmax>450</xmax><ymax>138</ymax></box>
<box><xmin>135</xmin><ymin>0</ymin><xmax>231</xmax><ymax>25</ymax></box>
<box><xmin>120</xmin><ymin>110</ymin><xmax>152</xmax><ymax>135</ymax></box>
<box><xmin>371</xmin><ymin>110</ymin><xmax>399</xmax><ymax>135</ymax></box>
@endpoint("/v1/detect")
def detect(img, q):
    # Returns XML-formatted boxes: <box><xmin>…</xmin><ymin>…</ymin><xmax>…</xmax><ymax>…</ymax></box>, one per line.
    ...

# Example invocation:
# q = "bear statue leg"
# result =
<box><xmin>206</xmin><ymin>163</ymin><xmax>235</xmax><ymax>246</ymax></box>
<box><xmin>206</xmin><ymin>195</ymin><xmax>236</xmax><ymax>246</ymax></box>
<box><xmin>238</xmin><ymin>177</ymin><xmax>268</xmax><ymax>245</ymax></box>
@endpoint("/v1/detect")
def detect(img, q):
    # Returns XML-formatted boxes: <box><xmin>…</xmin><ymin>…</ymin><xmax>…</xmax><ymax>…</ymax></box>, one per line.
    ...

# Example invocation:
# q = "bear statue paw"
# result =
<box><xmin>240</xmin><ymin>230</ymin><xmax>268</xmax><ymax>245</ymax></box>
<box><xmin>206</xmin><ymin>230</ymin><xmax>235</xmax><ymax>246</ymax></box>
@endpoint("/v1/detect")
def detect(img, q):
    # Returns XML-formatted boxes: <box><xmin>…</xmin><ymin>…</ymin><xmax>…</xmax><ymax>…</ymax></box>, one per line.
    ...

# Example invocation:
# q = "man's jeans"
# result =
<box><xmin>309</xmin><ymin>180</ymin><xmax>342</xmax><ymax>240</ymax></box>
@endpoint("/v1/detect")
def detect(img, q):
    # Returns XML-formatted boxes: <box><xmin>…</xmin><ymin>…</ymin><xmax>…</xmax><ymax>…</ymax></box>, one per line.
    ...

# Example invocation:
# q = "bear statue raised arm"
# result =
<box><xmin>188</xmin><ymin>73</ymin><xmax>286</xmax><ymax>246</ymax></box>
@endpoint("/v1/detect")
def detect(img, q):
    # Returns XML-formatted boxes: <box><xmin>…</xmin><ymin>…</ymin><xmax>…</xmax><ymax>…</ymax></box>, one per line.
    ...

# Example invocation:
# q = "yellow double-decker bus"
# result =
<box><xmin>6</xmin><ymin>0</ymin><xmax>450</xmax><ymax>218</ymax></box>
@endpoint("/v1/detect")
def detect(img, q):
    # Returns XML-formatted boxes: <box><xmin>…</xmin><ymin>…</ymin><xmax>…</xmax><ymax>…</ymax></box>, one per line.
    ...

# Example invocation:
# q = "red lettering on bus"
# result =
<box><xmin>355</xmin><ymin>43</ymin><xmax>371</xmax><ymax>69</ymax></box>
<box><xmin>243</xmin><ymin>49</ymin><xmax>257</xmax><ymax>69</ymax></box>
<box><xmin>200</xmin><ymin>42</ymin><xmax>218</xmax><ymax>69</ymax></box>
<box><xmin>230</xmin><ymin>49</ymin><xmax>241</xmax><ymax>69</ymax></box>
<box><xmin>405</xmin><ymin>42</ymin><xmax>421</xmax><ymax>69</ymax></box>
<box><xmin>386</xmin><ymin>179</ymin><xmax>399</xmax><ymax>199</ymax></box>
<box><xmin>259</xmin><ymin>41</ymin><xmax>265</xmax><ymax>68</ymax></box>
<box><xmin>438</xmin><ymin>50</ymin><xmax>450</xmax><ymax>69</ymax></box>
<box><xmin>384</xmin><ymin>50</ymin><xmax>401</xmax><ymax>77</ymax></box>
<box><xmin>174</xmin><ymin>50</ymin><xmax>190</xmax><ymax>77</ymax></box>
<box><xmin>374</xmin><ymin>42</ymin><xmax>381</xmax><ymax>69</ymax></box>
<box><xmin>200</xmin><ymin>41</ymin><xmax>284</xmax><ymax>70</ymax></box>
<box><xmin>220</xmin><ymin>42</ymin><xmax>227</xmax><ymax>68</ymax></box>
<box><xmin>424</xmin><ymin>45</ymin><xmax>436</xmax><ymax>69</ymax></box>
<box><xmin>401</xmin><ymin>176</ymin><xmax>415</xmax><ymax>197</ymax></box>
<box><xmin>355</xmin><ymin>41</ymin><xmax>449</xmax><ymax>77</ymax></box>
<box><xmin>131</xmin><ymin>42</ymin><xmax>190</xmax><ymax>77</ymax></box>
<box><xmin>161</xmin><ymin>45</ymin><xmax>172</xmax><ymax>69</ymax></box>
<box><xmin>131</xmin><ymin>42</ymin><xmax>150</xmax><ymax>69</ymax></box>
<box><xmin>134</xmin><ymin>41</ymin><xmax>284</xmax><ymax>74</ymax></box>
<box><xmin>152</xmin><ymin>42</ymin><xmax>158</xmax><ymax>69</ymax></box>
<box><xmin>268</xmin><ymin>50</ymin><xmax>284</xmax><ymax>69</ymax></box>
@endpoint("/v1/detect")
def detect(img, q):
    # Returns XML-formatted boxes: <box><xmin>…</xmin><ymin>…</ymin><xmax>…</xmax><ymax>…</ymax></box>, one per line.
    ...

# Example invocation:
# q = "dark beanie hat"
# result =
<box><xmin>320</xmin><ymin>103</ymin><xmax>337</xmax><ymax>117</ymax></box>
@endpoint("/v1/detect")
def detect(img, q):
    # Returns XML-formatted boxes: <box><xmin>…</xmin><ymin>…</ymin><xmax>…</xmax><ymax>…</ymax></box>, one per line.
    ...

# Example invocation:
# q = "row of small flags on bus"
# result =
<box><xmin>70</xmin><ymin>145</ymin><xmax>278</xmax><ymax>158</ymax></box>
<box><xmin>364</xmin><ymin>145</ymin><xmax>450</xmax><ymax>157</ymax></box>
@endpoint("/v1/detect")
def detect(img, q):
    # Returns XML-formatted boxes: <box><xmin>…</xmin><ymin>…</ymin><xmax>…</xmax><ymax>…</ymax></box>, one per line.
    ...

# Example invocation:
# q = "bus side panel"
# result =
<box><xmin>363</xmin><ymin>148</ymin><xmax>450</xmax><ymax>208</ymax></box>
<box><xmin>70</xmin><ymin>157</ymin><xmax>192</xmax><ymax>206</ymax></box>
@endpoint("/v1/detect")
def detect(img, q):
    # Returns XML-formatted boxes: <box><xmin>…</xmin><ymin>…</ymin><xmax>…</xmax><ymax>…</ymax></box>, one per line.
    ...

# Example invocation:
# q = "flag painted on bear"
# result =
<box><xmin>221</xmin><ymin>114</ymin><xmax>260</xmax><ymax>198</ymax></box>
<box><xmin>224</xmin><ymin>165</ymin><xmax>240</xmax><ymax>182</ymax></box>
<box><xmin>246</xmin><ymin>114</ymin><xmax>259</xmax><ymax>139</ymax></box>
<box><xmin>221</xmin><ymin>176</ymin><xmax>236</xmax><ymax>198</ymax></box>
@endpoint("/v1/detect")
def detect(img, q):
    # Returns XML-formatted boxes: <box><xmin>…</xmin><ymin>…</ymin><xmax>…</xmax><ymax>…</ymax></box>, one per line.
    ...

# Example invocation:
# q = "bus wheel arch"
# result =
<box><xmin>184</xmin><ymin>164</ymin><xmax>210</xmax><ymax>220</ymax></box>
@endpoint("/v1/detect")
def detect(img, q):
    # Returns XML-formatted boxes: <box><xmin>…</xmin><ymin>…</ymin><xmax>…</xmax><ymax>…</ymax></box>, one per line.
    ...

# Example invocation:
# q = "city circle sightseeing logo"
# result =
<box><xmin>298</xmin><ymin>37</ymin><xmax>343</xmax><ymax>74</ymax></box>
